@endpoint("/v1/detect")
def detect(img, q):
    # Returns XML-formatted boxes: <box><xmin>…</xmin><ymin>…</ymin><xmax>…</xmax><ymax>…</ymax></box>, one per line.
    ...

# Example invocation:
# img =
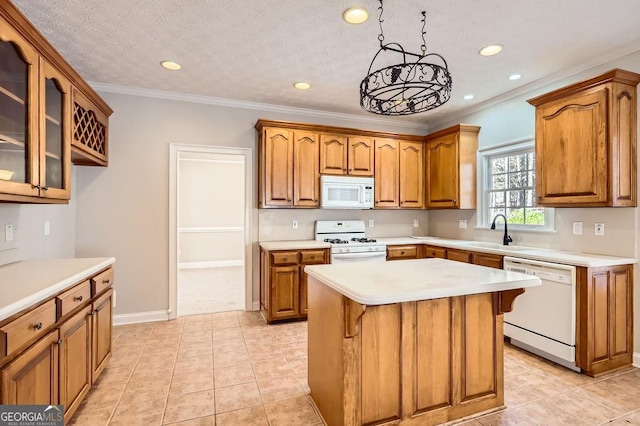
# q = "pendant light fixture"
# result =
<box><xmin>359</xmin><ymin>0</ymin><xmax>452</xmax><ymax>115</ymax></box>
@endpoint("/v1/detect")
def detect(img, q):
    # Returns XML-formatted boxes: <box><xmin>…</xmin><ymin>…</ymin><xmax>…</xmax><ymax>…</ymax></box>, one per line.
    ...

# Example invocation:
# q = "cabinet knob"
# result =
<box><xmin>56</xmin><ymin>339</ymin><xmax>62</xmax><ymax>346</ymax></box>
<box><xmin>88</xmin><ymin>310</ymin><xmax>95</xmax><ymax>316</ymax></box>
<box><xmin>283</xmin><ymin>258</ymin><xmax>288</xmax><ymax>261</ymax></box>
<box><xmin>401</xmin><ymin>251</ymin><xmax>405</xmax><ymax>255</ymax></box>
<box><xmin>42</xmin><ymin>186</ymin><xmax>49</xmax><ymax>191</ymax></box>
<box><xmin>33</xmin><ymin>322</ymin><xmax>43</xmax><ymax>330</ymax></box>
<box><xmin>310</xmin><ymin>256</ymin><xmax>315</xmax><ymax>259</ymax></box>
<box><xmin>103</xmin><ymin>279</ymin><xmax>110</xmax><ymax>284</ymax></box>
<box><xmin>74</xmin><ymin>295</ymin><xmax>83</xmax><ymax>302</ymax></box>
<box><xmin>31</xmin><ymin>184</ymin><xmax>41</xmax><ymax>190</ymax></box>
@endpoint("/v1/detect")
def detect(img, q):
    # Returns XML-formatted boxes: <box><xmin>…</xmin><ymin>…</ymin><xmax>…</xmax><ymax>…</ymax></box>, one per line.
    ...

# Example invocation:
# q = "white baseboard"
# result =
<box><xmin>113</xmin><ymin>310</ymin><xmax>170</xmax><ymax>326</ymax></box>
<box><xmin>178</xmin><ymin>260</ymin><xmax>243</xmax><ymax>270</ymax></box>
<box><xmin>634</xmin><ymin>352</ymin><xmax>640</xmax><ymax>368</ymax></box>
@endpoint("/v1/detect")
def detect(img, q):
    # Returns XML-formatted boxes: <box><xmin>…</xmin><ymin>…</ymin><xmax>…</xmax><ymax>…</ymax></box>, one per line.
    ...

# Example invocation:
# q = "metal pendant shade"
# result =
<box><xmin>360</xmin><ymin>1</ymin><xmax>452</xmax><ymax>116</ymax></box>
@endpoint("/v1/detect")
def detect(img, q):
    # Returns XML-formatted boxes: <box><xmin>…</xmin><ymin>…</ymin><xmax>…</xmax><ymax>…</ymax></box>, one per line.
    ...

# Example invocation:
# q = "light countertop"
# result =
<box><xmin>0</xmin><ymin>257</ymin><xmax>116</xmax><ymax>322</ymax></box>
<box><xmin>258</xmin><ymin>237</ymin><xmax>636</xmax><ymax>267</ymax></box>
<box><xmin>305</xmin><ymin>258</ymin><xmax>541</xmax><ymax>305</ymax></box>
<box><xmin>259</xmin><ymin>240</ymin><xmax>330</xmax><ymax>251</ymax></box>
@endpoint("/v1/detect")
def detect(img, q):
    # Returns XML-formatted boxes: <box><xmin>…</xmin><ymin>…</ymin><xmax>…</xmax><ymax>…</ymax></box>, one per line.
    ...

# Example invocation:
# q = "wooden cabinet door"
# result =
<box><xmin>399</xmin><ymin>141</ymin><xmax>424</xmax><ymax>208</ymax></box>
<box><xmin>536</xmin><ymin>88</ymin><xmax>608</xmax><ymax>206</ymax></box>
<box><xmin>262</xmin><ymin>127</ymin><xmax>293</xmax><ymax>206</ymax></box>
<box><xmin>0</xmin><ymin>18</ymin><xmax>40</xmax><ymax>198</ymax></box>
<box><xmin>578</xmin><ymin>265</ymin><xmax>633</xmax><ymax>376</ymax></box>
<box><xmin>293</xmin><ymin>131</ymin><xmax>319</xmax><ymax>207</ymax></box>
<box><xmin>270</xmin><ymin>266</ymin><xmax>300</xmax><ymax>320</ymax></box>
<box><xmin>386</xmin><ymin>245</ymin><xmax>420</xmax><ymax>260</ymax></box>
<box><xmin>446</xmin><ymin>249</ymin><xmax>472</xmax><ymax>263</ymax></box>
<box><xmin>1</xmin><ymin>330</ymin><xmax>59</xmax><ymax>405</ymax></box>
<box><xmin>320</xmin><ymin>134</ymin><xmax>347</xmax><ymax>175</ymax></box>
<box><xmin>348</xmin><ymin>136</ymin><xmax>374</xmax><ymax>176</ymax></box>
<box><xmin>39</xmin><ymin>59</ymin><xmax>71</xmax><ymax>200</ymax></box>
<box><xmin>472</xmin><ymin>253</ymin><xmax>503</xmax><ymax>269</ymax></box>
<box><xmin>424</xmin><ymin>245</ymin><xmax>447</xmax><ymax>259</ymax></box>
<box><xmin>374</xmin><ymin>138</ymin><xmax>399</xmax><ymax>207</ymax></box>
<box><xmin>59</xmin><ymin>305</ymin><xmax>92</xmax><ymax>422</ymax></box>
<box><xmin>426</xmin><ymin>134</ymin><xmax>459</xmax><ymax>208</ymax></box>
<box><xmin>91</xmin><ymin>289</ymin><xmax>112</xmax><ymax>383</ymax></box>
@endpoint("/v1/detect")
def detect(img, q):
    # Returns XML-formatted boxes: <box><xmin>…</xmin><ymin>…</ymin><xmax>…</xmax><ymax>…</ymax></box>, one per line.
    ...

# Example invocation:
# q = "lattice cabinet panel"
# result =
<box><xmin>71</xmin><ymin>88</ymin><xmax>109</xmax><ymax>166</ymax></box>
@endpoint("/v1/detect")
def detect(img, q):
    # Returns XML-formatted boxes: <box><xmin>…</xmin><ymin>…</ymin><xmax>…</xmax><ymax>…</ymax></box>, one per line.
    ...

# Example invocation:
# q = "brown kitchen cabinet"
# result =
<box><xmin>399</xmin><ymin>141</ymin><xmax>424</xmax><ymax>208</ymax></box>
<box><xmin>374</xmin><ymin>138</ymin><xmax>399</xmax><ymax>207</ymax></box>
<box><xmin>59</xmin><ymin>305</ymin><xmax>92</xmax><ymax>422</ymax></box>
<box><xmin>257</xmin><ymin>126</ymin><xmax>320</xmax><ymax>208</ymax></box>
<box><xmin>472</xmin><ymin>252</ymin><xmax>504</xmax><ymax>269</ymax></box>
<box><xmin>424</xmin><ymin>124</ymin><xmax>480</xmax><ymax>209</ymax></box>
<box><xmin>386</xmin><ymin>244</ymin><xmax>422</xmax><ymax>260</ymax></box>
<box><xmin>71</xmin><ymin>87</ymin><xmax>110</xmax><ymax>166</ymax></box>
<box><xmin>446</xmin><ymin>248</ymin><xmax>472</xmax><ymax>263</ymax></box>
<box><xmin>527</xmin><ymin>69</ymin><xmax>640</xmax><ymax>207</ymax></box>
<box><xmin>576</xmin><ymin>264</ymin><xmax>633</xmax><ymax>376</ymax></box>
<box><xmin>0</xmin><ymin>265</ymin><xmax>114</xmax><ymax>419</ymax></box>
<box><xmin>0</xmin><ymin>2</ymin><xmax>112</xmax><ymax>204</ymax></box>
<box><xmin>260</xmin><ymin>248</ymin><xmax>330</xmax><ymax>323</ymax></box>
<box><xmin>319</xmin><ymin>134</ymin><xmax>374</xmax><ymax>176</ymax></box>
<box><xmin>423</xmin><ymin>245</ymin><xmax>447</xmax><ymax>259</ymax></box>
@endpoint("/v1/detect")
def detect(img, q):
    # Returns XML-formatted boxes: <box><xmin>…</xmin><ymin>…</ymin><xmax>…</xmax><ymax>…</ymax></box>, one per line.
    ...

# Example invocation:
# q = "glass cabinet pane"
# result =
<box><xmin>0</xmin><ymin>40</ymin><xmax>29</xmax><ymax>184</ymax></box>
<box><xmin>44</xmin><ymin>78</ymin><xmax>63</xmax><ymax>189</ymax></box>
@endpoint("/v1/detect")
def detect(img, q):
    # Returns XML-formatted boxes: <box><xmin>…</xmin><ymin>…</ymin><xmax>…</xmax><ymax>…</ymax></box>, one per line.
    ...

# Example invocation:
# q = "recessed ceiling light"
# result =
<box><xmin>160</xmin><ymin>60</ymin><xmax>181</xmax><ymax>70</ymax></box>
<box><xmin>478</xmin><ymin>44</ymin><xmax>503</xmax><ymax>56</ymax></box>
<box><xmin>463</xmin><ymin>94</ymin><xmax>474</xmax><ymax>100</ymax></box>
<box><xmin>342</xmin><ymin>7</ymin><xmax>369</xmax><ymax>24</ymax></box>
<box><xmin>509</xmin><ymin>73</ymin><xmax>522</xmax><ymax>80</ymax></box>
<box><xmin>294</xmin><ymin>82</ymin><xmax>311</xmax><ymax>90</ymax></box>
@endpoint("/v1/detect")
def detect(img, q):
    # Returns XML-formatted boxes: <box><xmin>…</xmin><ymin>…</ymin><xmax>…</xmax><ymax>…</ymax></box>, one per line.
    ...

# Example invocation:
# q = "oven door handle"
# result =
<box><xmin>332</xmin><ymin>252</ymin><xmax>386</xmax><ymax>259</ymax></box>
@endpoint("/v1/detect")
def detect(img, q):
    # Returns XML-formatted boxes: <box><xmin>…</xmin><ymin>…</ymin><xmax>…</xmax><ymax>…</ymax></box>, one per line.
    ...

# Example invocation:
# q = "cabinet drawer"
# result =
<box><xmin>91</xmin><ymin>268</ymin><xmax>114</xmax><ymax>297</ymax></box>
<box><xmin>424</xmin><ymin>245</ymin><xmax>447</xmax><ymax>259</ymax></box>
<box><xmin>301</xmin><ymin>250</ymin><xmax>326</xmax><ymax>264</ymax></box>
<box><xmin>57</xmin><ymin>280</ymin><xmax>91</xmax><ymax>318</ymax></box>
<box><xmin>271</xmin><ymin>251</ymin><xmax>299</xmax><ymax>265</ymax></box>
<box><xmin>387</xmin><ymin>245</ymin><xmax>419</xmax><ymax>260</ymax></box>
<box><xmin>447</xmin><ymin>249</ymin><xmax>472</xmax><ymax>263</ymax></box>
<box><xmin>0</xmin><ymin>299</ymin><xmax>57</xmax><ymax>357</ymax></box>
<box><xmin>472</xmin><ymin>253</ymin><xmax>503</xmax><ymax>269</ymax></box>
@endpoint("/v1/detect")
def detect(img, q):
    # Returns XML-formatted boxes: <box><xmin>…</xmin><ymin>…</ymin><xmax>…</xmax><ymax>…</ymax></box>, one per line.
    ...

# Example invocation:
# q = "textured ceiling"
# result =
<box><xmin>12</xmin><ymin>0</ymin><xmax>640</xmax><ymax>126</ymax></box>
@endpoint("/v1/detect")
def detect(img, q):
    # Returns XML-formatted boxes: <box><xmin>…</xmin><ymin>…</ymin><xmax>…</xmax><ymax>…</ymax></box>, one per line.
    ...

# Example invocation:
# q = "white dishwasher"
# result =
<box><xmin>503</xmin><ymin>256</ymin><xmax>578</xmax><ymax>371</ymax></box>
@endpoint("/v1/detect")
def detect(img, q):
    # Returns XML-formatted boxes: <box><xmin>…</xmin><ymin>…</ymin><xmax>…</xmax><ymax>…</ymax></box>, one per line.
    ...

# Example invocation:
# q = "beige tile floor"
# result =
<box><xmin>69</xmin><ymin>311</ymin><xmax>640</xmax><ymax>426</ymax></box>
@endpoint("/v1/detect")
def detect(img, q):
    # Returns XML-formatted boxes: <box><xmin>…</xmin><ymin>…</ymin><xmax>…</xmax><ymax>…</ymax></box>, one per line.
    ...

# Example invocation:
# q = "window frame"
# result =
<box><xmin>477</xmin><ymin>138</ymin><xmax>555</xmax><ymax>233</ymax></box>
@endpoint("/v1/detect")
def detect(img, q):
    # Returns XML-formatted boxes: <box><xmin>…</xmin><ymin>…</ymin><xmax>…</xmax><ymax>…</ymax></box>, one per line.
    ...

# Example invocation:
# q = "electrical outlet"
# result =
<box><xmin>458</xmin><ymin>219</ymin><xmax>467</xmax><ymax>229</ymax></box>
<box><xmin>44</xmin><ymin>221</ymin><xmax>50</xmax><ymax>236</ymax></box>
<box><xmin>413</xmin><ymin>219</ymin><xmax>419</xmax><ymax>228</ymax></box>
<box><xmin>5</xmin><ymin>224</ymin><xmax>13</xmax><ymax>242</ymax></box>
<box><xmin>368</xmin><ymin>218</ymin><xmax>374</xmax><ymax>228</ymax></box>
<box><xmin>292</xmin><ymin>220</ymin><xmax>298</xmax><ymax>229</ymax></box>
<box><xmin>595</xmin><ymin>223</ymin><xmax>605</xmax><ymax>236</ymax></box>
<box><xmin>572</xmin><ymin>221</ymin><xmax>583</xmax><ymax>235</ymax></box>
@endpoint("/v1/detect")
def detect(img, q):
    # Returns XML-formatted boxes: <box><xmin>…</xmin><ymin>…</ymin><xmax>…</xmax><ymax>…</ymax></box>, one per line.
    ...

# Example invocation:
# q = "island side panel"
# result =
<box><xmin>308</xmin><ymin>276</ymin><xmax>347</xmax><ymax>426</ymax></box>
<box><xmin>462</xmin><ymin>293</ymin><xmax>497</xmax><ymax>400</ymax></box>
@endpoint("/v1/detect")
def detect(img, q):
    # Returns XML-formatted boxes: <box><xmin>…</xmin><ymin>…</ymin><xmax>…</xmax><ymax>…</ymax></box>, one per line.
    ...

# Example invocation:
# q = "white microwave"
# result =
<box><xmin>320</xmin><ymin>175</ymin><xmax>374</xmax><ymax>209</ymax></box>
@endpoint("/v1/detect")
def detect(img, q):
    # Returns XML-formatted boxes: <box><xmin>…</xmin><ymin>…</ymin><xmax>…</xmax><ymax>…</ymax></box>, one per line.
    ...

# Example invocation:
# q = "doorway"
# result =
<box><xmin>169</xmin><ymin>144</ymin><xmax>252</xmax><ymax>319</ymax></box>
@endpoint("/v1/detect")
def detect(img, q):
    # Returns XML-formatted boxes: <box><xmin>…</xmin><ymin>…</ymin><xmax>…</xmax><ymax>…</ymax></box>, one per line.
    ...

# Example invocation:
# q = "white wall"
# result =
<box><xmin>0</xmin><ymin>173</ymin><xmax>76</xmax><ymax>265</ymax></box>
<box><xmin>73</xmin><ymin>91</ymin><xmax>428</xmax><ymax>317</ymax></box>
<box><xmin>428</xmin><ymin>50</ymin><xmax>640</xmax><ymax>353</ymax></box>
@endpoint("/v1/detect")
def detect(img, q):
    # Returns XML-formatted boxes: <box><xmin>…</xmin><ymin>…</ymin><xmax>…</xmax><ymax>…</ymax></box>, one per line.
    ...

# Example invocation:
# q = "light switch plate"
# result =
<box><xmin>368</xmin><ymin>218</ymin><xmax>374</xmax><ymax>228</ymax></box>
<box><xmin>572</xmin><ymin>221</ymin><xmax>582</xmax><ymax>235</ymax></box>
<box><xmin>413</xmin><ymin>219</ymin><xmax>419</xmax><ymax>228</ymax></box>
<box><xmin>5</xmin><ymin>224</ymin><xmax>13</xmax><ymax>242</ymax></box>
<box><xmin>292</xmin><ymin>220</ymin><xmax>298</xmax><ymax>229</ymax></box>
<box><xmin>595</xmin><ymin>223</ymin><xmax>605</xmax><ymax>236</ymax></box>
<box><xmin>458</xmin><ymin>219</ymin><xmax>467</xmax><ymax>229</ymax></box>
<box><xmin>44</xmin><ymin>221</ymin><xmax>50</xmax><ymax>236</ymax></box>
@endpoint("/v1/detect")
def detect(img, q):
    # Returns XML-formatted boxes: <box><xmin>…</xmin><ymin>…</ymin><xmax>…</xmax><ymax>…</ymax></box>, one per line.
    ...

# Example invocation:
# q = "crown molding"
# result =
<box><xmin>428</xmin><ymin>39</ymin><xmax>640</xmax><ymax>130</ymax></box>
<box><xmin>88</xmin><ymin>82</ymin><xmax>430</xmax><ymax>133</ymax></box>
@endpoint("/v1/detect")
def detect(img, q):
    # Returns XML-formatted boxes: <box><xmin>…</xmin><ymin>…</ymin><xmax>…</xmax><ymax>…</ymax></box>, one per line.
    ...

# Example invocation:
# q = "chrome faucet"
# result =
<box><xmin>490</xmin><ymin>214</ymin><xmax>513</xmax><ymax>246</ymax></box>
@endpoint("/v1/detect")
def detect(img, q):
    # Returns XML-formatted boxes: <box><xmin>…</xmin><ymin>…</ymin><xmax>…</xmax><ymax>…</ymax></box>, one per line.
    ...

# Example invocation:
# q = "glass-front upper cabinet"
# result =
<box><xmin>0</xmin><ymin>16</ymin><xmax>71</xmax><ymax>201</ymax></box>
<box><xmin>40</xmin><ymin>59</ymin><xmax>70</xmax><ymax>200</ymax></box>
<box><xmin>0</xmin><ymin>19</ymin><xmax>40</xmax><ymax>198</ymax></box>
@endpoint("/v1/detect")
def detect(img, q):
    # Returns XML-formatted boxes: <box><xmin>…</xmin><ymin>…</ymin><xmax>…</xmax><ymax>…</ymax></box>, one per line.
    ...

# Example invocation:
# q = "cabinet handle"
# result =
<box><xmin>103</xmin><ymin>279</ymin><xmax>110</xmax><ymax>284</ymax></box>
<box><xmin>56</xmin><ymin>339</ymin><xmax>62</xmax><ymax>346</ymax></box>
<box><xmin>31</xmin><ymin>184</ymin><xmax>41</xmax><ymax>190</ymax></box>
<box><xmin>310</xmin><ymin>256</ymin><xmax>315</xmax><ymax>259</ymax></box>
<box><xmin>74</xmin><ymin>295</ymin><xmax>83</xmax><ymax>302</ymax></box>
<box><xmin>282</xmin><ymin>258</ymin><xmax>288</xmax><ymax>261</ymax></box>
<box><xmin>33</xmin><ymin>322</ymin><xmax>43</xmax><ymax>330</ymax></box>
<box><xmin>401</xmin><ymin>251</ymin><xmax>405</xmax><ymax>255</ymax></box>
<box><xmin>88</xmin><ymin>310</ymin><xmax>95</xmax><ymax>316</ymax></box>
<box><xmin>41</xmin><ymin>186</ymin><xmax>49</xmax><ymax>191</ymax></box>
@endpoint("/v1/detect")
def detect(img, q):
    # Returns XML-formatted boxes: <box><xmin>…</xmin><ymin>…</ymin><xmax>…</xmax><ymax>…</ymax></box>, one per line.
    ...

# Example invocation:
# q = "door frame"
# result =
<box><xmin>169</xmin><ymin>144</ymin><xmax>253</xmax><ymax>319</ymax></box>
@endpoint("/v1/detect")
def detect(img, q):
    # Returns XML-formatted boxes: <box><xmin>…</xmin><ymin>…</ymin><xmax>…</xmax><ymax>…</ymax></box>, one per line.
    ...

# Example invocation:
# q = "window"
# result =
<box><xmin>480</xmin><ymin>140</ymin><xmax>554</xmax><ymax>231</ymax></box>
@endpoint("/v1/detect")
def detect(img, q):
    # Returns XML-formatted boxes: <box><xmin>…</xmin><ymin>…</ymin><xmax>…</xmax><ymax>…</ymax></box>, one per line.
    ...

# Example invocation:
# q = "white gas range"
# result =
<box><xmin>315</xmin><ymin>220</ymin><xmax>387</xmax><ymax>263</ymax></box>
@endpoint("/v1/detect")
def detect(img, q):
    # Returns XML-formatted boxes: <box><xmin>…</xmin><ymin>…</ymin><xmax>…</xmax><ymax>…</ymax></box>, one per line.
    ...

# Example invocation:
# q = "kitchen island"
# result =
<box><xmin>305</xmin><ymin>258</ymin><xmax>540</xmax><ymax>426</ymax></box>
